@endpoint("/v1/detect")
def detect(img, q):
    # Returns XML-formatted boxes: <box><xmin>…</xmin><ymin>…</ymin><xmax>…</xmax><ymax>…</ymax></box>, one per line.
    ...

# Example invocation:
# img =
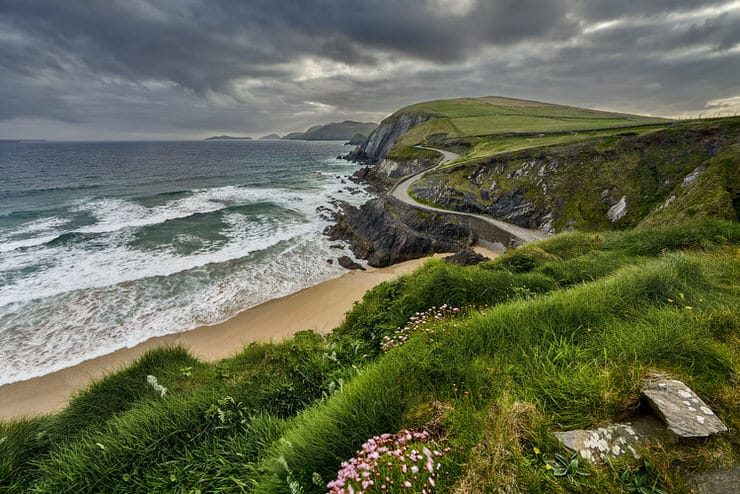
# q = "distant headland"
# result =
<box><xmin>204</xmin><ymin>135</ymin><xmax>252</xmax><ymax>140</ymax></box>
<box><xmin>282</xmin><ymin>120</ymin><xmax>377</xmax><ymax>141</ymax></box>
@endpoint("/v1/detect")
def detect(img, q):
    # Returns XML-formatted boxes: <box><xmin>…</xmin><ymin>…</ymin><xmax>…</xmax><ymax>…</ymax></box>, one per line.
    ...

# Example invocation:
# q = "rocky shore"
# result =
<box><xmin>324</xmin><ymin>196</ymin><xmax>475</xmax><ymax>267</ymax></box>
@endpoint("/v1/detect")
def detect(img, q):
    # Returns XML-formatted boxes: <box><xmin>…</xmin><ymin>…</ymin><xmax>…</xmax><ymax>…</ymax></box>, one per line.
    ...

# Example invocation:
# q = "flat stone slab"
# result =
<box><xmin>689</xmin><ymin>466</ymin><xmax>740</xmax><ymax>494</ymax></box>
<box><xmin>641</xmin><ymin>378</ymin><xmax>727</xmax><ymax>438</ymax></box>
<box><xmin>555</xmin><ymin>422</ymin><xmax>644</xmax><ymax>464</ymax></box>
<box><xmin>555</xmin><ymin>416</ymin><xmax>669</xmax><ymax>464</ymax></box>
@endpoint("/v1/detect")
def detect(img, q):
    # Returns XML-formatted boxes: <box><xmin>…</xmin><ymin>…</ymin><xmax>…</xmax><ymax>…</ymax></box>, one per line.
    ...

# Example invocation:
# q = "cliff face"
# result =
<box><xmin>349</xmin><ymin>113</ymin><xmax>433</xmax><ymax>162</ymax></box>
<box><xmin>410</xmin><ymin>121</ymin><xmax>739</xmax><ymax>232</ymax></box>
<box><xmin>352</xmin><ymin>157</ymin><xmax>439</xmax><ymax>192</ymax></box>
<box><xmin>325</xmin><ymin>197</ymin><xmax>475</xmax><ymax>267</ymax></box>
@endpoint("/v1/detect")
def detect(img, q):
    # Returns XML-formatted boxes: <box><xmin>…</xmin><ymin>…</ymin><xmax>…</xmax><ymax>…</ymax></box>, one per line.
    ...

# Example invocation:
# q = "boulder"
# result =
<box><xmin>641</xmin><ymin>378</ymin><xmax>727</xmax><ymax>438</ymax></box>
<box><xmin>554</xmin><ymin>415</ymin><xmax>667</xmax><ymax>464</ymax></box>
<box><xmin>444</xmin><ymin>248</ymin><xmax>490</xmax><ymax>266</ymax></box>
<box><xmin>337</xmin><ymin>256</ymin><xmax>365</xmax><ymax>271</ymax></box>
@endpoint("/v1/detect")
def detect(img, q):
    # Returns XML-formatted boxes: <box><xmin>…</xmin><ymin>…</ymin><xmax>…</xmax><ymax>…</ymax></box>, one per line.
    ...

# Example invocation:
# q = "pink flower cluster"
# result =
<box><xmin>381</xmin><ymin>305</ymin><xmax>462</xmax><ymax>352</ymax></box>
<box><xmin>327</xmin><ymin>429</ymin><xmax>449</xmax><ymax>493</ymax></box>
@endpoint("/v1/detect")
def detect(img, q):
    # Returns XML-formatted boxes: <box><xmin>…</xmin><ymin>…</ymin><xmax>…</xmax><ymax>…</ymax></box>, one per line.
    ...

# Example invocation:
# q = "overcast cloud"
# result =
<box><xmin>0</xmin><ymin>0</ymin><xmax>738</xmax><ymax>139</ymax></box>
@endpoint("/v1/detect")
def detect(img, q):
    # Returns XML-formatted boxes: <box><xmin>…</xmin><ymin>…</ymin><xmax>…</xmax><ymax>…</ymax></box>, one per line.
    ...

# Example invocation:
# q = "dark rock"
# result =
<box><xmin>337</xmin><ymin>255</ymin><xmax>365</xmax><ymax>271</ymax></box>
<box><xmin>444</xmin><ymin>248</ymin><xmax>490</xmax><ymax>266</ymax></box>
<box><xmin>689</xmin><ymin>467</ymin><xmax>740</xmax><ymax>494</ymax></box>
<box><xmin>329</xmin><ymin>243</ymin><xmax>344</xmax><ymax>249</ymax></box>
<box><xmin>641</xmin><ymin>377</ymin><xmax>728</xmax><ymax>438</ymax></box>
<box><xmin>349</xmin><ymin>157</ymin><xmax>438</xmax><ymax>194</ymax></box>
<box><xmin>325</xmin><ymin>196</ymin><xmax>475</xmax><ymax>267</ymax></box>
<box><xmin>326</xmin><ymin>259</ymin><xmax>333</xmax><ymax>264</ymax></box>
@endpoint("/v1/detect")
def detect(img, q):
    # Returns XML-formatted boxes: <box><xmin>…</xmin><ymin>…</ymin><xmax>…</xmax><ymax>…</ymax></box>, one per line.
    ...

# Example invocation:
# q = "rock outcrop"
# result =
<box><xmin>325</xmin><ymin>197</ymin><xmax>475</xmax><ymax>267</ymax></box>
<box><xmin>337</xmin><ymin>256</ymin><xmax>366</xmax><ymax>271</ymax></box>
<box><xmin>641</xmin><ymin>378</ymin><xmax>728</xmax><ymax>439</ymax></box>
<box><xmin>348</xmin><ymin>113</ymin><xmax>433</xmax><ymax>163</ymax></box>
<box><xmin>556</xmin><ymin>377</ymin><xmax>727</xmax><ymax>464</ymax></box>
<box><xmin>444</xmin><ymin>248</ymin><xmax>490</xmax><ymax>266</ymax></box>
<box><xmin>351</xmin><ymin>156</ymin><xmax>438</xmax><ymax>192</ymax></box>
<box><xmin>607</xmin><ymin>195</ymin><xmax>628</xmax><ymax>222</ymax></box>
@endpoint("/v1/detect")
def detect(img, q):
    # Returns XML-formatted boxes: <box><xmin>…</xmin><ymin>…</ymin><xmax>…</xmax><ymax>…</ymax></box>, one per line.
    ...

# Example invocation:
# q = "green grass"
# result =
<box><xmin>410</xmin><ymin>118</ymin><xmax>739</xmax><ymax>232</ymax></box>
<box><xmin>447</xmin><ymin>125</ymin><xmax>668</xmax><ymax>165</ymax></box>
<box><xmin>1</xmin><ymin>220</ymin><xmax>737</xmax><ymax>493</ymax></box>
<box><xmin>384</xmin><ymin>96</ymin><xmax>670</xmax><ymax>159</ymax></box>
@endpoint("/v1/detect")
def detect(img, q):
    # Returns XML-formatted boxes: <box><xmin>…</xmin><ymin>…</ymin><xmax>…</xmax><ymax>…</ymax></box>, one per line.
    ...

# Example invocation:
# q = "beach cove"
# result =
<box><xmin>0</xmin><ymin>247</ymin><xmax>497</xmax><ymax>419</ymax></box>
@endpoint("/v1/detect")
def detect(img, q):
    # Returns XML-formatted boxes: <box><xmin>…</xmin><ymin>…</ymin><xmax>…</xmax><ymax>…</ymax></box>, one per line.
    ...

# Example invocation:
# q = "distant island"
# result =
<box><xmin>282</xmin><ymin>120</ymin><xmax>377</xmax><ymax>141</ymax></box>
<box><xmin>0</xmin><ymin>139</ymin><xmax>48</xmax><ymax>143</ymax></box>
<box><xmin>259</xmin><ymin>133</ymin><xmax>281</xmax><ymax>140</ymax></box>
<box><xmin>204</xmin><ymin>135</ymin><xmax>252</xmax><ymax>140</ymax></box>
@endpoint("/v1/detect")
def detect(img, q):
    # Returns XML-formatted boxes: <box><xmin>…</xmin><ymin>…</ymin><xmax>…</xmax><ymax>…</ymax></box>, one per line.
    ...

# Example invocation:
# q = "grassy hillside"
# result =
<box><xmin>2</xmin><ymin>220</ymin><xmax>738</xmax><ymax>493</ymax></box>
<box><xmin>382</xmin><ymin>96</ymin><xmax>670</xmax><ymax>161</ymax></box>
<box><xmin>409</xmin><ymin>118</ymin><xmax>739</xmax><ymax>232</ymax></box>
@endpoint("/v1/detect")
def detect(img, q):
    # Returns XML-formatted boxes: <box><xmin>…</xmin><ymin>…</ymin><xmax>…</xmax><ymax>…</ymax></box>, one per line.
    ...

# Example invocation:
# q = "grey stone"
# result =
<box><xmin>554</xmin><ymin>422</ymin><xmax>646</xmax><ymax>464</ymax></box>
<box><xmin>689</xmin><ymin>466</ymin><xmax>740</xmax><ymax>494</ymax></box>
<box><xmin>607</xmin><ymin>195</ymin><xmax>628</xmax><ymax>222</ymax></box>
<box><xmin>641</xmin><ymin>378</ymin><xmax>727</xmax><ymax>438</ymax></box>
<box><xmin>682</xmin><ymin>164</ymin><xmax>707</xmax><ymax>187</ymax></box>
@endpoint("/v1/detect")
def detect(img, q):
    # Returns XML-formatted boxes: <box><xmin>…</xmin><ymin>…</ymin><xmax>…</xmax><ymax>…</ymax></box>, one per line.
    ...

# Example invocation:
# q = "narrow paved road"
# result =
<box><xmin>389</xmin><ymin>146</ymin><xmax>548</xmax><ymax>244</ymax></box>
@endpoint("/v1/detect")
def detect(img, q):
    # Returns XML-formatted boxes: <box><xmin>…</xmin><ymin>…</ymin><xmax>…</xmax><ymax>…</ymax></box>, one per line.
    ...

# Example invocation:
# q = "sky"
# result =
<box><xmin>1</xmin><ymin>0</ymin><xmax>739</xmax><ymax>140</ymax></box>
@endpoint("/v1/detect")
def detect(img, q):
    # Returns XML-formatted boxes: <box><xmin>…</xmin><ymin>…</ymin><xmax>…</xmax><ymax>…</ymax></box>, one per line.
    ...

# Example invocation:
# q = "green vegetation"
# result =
<box><xmin>385</xmin><ymin>96</ymin><xmax>669</xmax><ymax>160</ymax></box>
<box><xmin>410</xmin><ymin>118</ymin><xmax>739</xmax><ymax>232</ymax></box>
<box><xmin>2</xmin><ymin>220</ymin><xmax>738</xmax><ymax>493</ymax></box>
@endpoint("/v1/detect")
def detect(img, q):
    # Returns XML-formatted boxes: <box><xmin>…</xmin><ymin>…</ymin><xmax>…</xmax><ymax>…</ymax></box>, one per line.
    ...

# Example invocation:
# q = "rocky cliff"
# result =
<box><xmin>347</xmin><ymin>112</ymin><xmax>433</xmax><ymax>163</ymax></box>
<box><xmin>351</xmin><ymin>156</ymin><xmax>439</xmax><ymax>192</ymax></box>
<box><xmin>324</xmin><ymin>197</ymin><xmax>475</xmax><ymax>267</ymax></box>
<box><xmin>410</xmin><ymin>120</ymin><xmax>739</xmax><ymax>232</ymax></box>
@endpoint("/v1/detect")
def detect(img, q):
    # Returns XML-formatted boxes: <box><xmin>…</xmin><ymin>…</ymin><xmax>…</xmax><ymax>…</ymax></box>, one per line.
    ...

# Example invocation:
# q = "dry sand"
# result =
<box><xmin>0</xmin><ymin>247</ymin><xmax>497</xmax><ymax>420</ymax></box>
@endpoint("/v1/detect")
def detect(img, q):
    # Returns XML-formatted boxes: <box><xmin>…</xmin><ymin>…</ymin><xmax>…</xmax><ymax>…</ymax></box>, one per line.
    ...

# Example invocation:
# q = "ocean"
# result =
<box><xmin>0</xmin><ymin>140</ymin><xmax>368</xmax><ymax>385</ymax></box>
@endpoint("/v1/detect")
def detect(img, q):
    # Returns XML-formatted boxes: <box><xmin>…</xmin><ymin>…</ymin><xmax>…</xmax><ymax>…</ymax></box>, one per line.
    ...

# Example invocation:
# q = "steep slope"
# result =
<box><xmin>410</xmin><ymin>118</ymin><xmax>739</xmax><ymax>232</ymax></box>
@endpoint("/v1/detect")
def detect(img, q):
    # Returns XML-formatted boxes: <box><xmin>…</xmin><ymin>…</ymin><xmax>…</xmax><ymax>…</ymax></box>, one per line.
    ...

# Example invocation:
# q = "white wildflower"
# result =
<box><xmin>146</xmin><ymin>375</ymin><xmax>167</xmax><ymax>397</ymax></box>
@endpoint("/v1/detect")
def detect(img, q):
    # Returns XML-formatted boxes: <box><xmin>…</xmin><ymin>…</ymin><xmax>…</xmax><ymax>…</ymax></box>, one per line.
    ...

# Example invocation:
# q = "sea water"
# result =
<box><xmin>0</xmin><ymin>140</ymin><xmax>368</xmax><ymax>385</ymax></box>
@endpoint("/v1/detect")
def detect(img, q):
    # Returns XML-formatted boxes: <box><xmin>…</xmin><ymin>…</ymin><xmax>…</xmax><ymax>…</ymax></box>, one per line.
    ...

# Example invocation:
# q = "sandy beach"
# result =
<box><xmin>0</xmin><ymin>247</ymin><xmax>497</xmax><ymax>420</ymax></box>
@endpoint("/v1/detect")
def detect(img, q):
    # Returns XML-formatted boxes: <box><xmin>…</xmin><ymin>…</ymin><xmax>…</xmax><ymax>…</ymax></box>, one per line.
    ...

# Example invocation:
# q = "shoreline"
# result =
<box><xmin>0</xmin><ymin>247</ymin><xmax>497</xmax><ymax>420</ymax></box>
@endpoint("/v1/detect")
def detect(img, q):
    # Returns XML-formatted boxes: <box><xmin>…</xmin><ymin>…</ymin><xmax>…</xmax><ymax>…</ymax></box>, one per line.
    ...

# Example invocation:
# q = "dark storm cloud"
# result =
<box><xmin>0</xmin><ymin>0</ymin><xmax>738</xmax><ymax>139</ymax></box>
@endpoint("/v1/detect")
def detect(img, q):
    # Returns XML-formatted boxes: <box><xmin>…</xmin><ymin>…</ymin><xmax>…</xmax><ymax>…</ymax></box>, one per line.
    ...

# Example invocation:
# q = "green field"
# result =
<box><xmin>385</xmin><ymin>96</ymin><xmax>670</xmax><ymax>161</ymax></box>
<box><xmin>2</xmin><ymin>220</ymin><xmax>738</xmax><ymax>493</ymax></box>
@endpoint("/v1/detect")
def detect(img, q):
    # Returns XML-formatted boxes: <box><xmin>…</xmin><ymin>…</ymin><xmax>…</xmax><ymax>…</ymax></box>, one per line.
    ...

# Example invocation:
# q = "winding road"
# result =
<box><xmin>389</xmin><ymin>146</ymin><xmax>548</xmax><ymax>244</ymax></box>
